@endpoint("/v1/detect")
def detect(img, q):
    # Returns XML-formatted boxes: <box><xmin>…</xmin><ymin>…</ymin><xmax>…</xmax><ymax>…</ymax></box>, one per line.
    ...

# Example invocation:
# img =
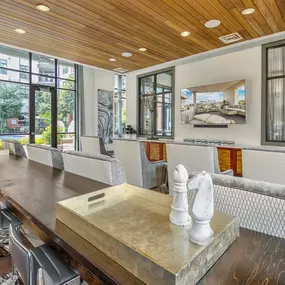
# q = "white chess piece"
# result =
<box><xmin>187</xmin><ymin>171</ymin><xmax>214</xmax><ymax>245</ymax></box>
<box><xmin>169</xmin><ymin>164</ymin><xmax>191</xmax><ymax>227</ymax></box>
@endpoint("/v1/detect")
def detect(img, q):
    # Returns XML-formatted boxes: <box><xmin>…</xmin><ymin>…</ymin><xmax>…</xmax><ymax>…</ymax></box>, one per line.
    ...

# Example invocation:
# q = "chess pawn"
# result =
<box><xmin>169</xmin><ymin>164</ymin><xmax>191</xmax><ymax>227</ymax></box>
<box><xmin>188</xmin><ymin>171</ymin><xmax>214</xmax><ymax>245</ymax></box>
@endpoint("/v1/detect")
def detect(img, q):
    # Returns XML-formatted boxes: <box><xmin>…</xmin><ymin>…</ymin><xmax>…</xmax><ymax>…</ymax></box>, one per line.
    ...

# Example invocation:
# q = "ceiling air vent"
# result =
<box><xmin>219</xmin><ymin>32</ymin><xmax>243</xmax><ymax>44</ymax></box>
<box><xmin>113</xmin><ymin>67</ymin><xmax>129</xmax><ymax>73</ymax></box>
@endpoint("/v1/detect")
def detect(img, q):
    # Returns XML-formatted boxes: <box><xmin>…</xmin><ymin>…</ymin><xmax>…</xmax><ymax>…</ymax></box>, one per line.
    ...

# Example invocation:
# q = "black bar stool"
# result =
<box><xmin>0</xmin><ymin>208</ymin><xmax>22</xmax><ymax>249</ymax></box>
<box><xmin>9</xmin><ymin>224</ymin><xmax>79</xmax><ymax>285</ymax></box>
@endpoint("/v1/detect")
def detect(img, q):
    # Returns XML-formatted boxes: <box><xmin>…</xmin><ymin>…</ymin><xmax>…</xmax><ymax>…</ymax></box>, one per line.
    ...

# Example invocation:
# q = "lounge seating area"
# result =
<box><xmin>1</xmin><ymin>138</ymin><xmax>285</xmax><ymax>284</ymax></box>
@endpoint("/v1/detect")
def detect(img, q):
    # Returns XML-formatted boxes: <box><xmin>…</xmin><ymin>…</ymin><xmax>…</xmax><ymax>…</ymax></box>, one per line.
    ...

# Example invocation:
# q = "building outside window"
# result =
<box><xmin>138</xmin><ymin>68</ymin><xmax>174</xmax><ymax>137</ymax></box>
<box><xmin>0</xmin><ymin>59</ymin><xmax>7</xmax><ymax>75</ymax></box>
<box><xmin>62</xmin><ymin>67</ymin><xmax>69</xmax><ymax>74</ymax></box>
<box><xmin>20</xmin><ymin>64</ymin><xmax>29</xmax><ymax>80</ymax></box>
<box><xmin>0</xmin><ymin>45</ymin><xmax>78</xmax><ymax>150</ymax></box>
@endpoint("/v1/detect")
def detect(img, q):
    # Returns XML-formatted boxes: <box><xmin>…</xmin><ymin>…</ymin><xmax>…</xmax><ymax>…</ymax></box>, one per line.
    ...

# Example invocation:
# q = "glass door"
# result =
<box><xmin>30</xmin><ymin>85</ymin><xmax>57</xmax><ymax>147</ymax></box>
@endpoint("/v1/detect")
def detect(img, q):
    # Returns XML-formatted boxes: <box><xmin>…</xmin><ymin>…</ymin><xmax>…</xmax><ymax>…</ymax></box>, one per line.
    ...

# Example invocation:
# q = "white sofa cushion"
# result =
<box><xmin>27</xmin><ymin>144</ymin><xmax>64</xmax><ymax>169</ymax></box>
<box><xmin>63</xmin><ymin>151</ymin><xmax>125</xmax><ymax>185</ymax></box>
<box><xmin>81</xmin><ymin>136</ymin><xmax>101</xmax><ymax>155</ymax></box>
<box><xmin>113</xmin><ymin>140</ymin><xmax>143</xmax><ymax>187</ymax></box>
<box><xmin>242</xmin><ymin>149</ymin><xmax>285</xmax><ymax>184</ymax></box>
<box><xmin>166</xmin><ymin>144</ymin><xmax>215</xmax><ymax>195</ymax></box>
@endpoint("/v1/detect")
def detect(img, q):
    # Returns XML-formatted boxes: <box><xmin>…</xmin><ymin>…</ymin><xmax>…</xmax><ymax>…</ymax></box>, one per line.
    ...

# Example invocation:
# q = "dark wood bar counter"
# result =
<box><xmin>0</xmin><ymin>155</ymin><xmax>285</xmax><ymax>284</ymax></box>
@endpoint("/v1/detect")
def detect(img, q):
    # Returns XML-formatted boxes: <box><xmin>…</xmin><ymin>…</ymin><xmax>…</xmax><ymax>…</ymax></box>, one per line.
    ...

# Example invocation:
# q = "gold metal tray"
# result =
<box><xmin>56</xmin><ymin>183</ymin><xmax>239</xmax><ymax>285</ymax></box>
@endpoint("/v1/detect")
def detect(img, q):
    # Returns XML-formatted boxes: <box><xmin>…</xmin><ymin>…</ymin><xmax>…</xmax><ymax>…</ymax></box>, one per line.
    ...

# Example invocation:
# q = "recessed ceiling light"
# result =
<box><xmin>36</xmin><ymin>4</ymin><xmax>50</xmax><ymax>12</ymax></box>
<box><xmin>122</xmin><ymin>52</ymin><xmax>132</xmax><ymax>57</ymax></box>
<box><xmin>109</xmin><ymin>58</ymin><xmax>116</xmax><ymax>62</ymax></box>
<box><xmin>139</xmin><ymin>48</ymin><xmax>147</xmax><ymax>52</ymax></box>
<box><xmin>15</xmin><ymin>29</ymin><xmax>26</xmax><ymax>34</ymax></box>
<box><xmin>180</xmin><ymin>31</ymin><xmax>190</xmax><ymax>37</ymax></box>
<box><xmin>242</xmin><ymin>8</ymin><xmax>255</xmax><ymax>15</ymax></box>
<box><xmin>205</xmin><ymin>20</ymin><xmax>221</xmax><ymax>28</ymax></box>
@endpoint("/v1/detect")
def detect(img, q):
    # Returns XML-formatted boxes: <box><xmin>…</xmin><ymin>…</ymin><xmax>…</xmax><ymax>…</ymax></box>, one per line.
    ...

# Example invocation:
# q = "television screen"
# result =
<box><xmin>181</xmin><ymin>80</ymin><xmax>246</xmax><ymax>125</ymax></box>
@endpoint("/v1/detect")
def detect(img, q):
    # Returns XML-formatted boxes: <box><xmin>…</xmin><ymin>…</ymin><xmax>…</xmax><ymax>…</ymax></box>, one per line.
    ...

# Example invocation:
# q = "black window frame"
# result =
<box><xmin>0</xmin><ymin>46</ymin><xmax>79</xmax><ymax>150</ymax></box>
<box><xmin>137</xmin><ymin>67</ymin><xmax>174</xmax><ymax>138</ymax></box>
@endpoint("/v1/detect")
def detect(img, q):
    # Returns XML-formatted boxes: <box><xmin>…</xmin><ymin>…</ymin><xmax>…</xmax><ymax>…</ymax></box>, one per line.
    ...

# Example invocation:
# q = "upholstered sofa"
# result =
<box><xmin>227</xmin><ymin>104</ymin><xmax>246</xmax><ymax>117</ymax></box>
<box><xmin>242</xmin><ymin>148</ymin><xmax>285</xmax><ymax>184</ymax></box>
<box><xmin>62</xmin><ymin>151</ymin><xmax>125</xmax><ymax>185</ymax></box>
<box><xmin>26</xmin><ymin>144</ymin><xmax>64</xmax><ymax>170</ymax></box>
<box><xmin>2</xmin><ymin>140</ymin><xmax>28</xmax><ymax>158</ymax></box>
<box><xmin>189</xmin><ymin>171</ymin><xmax>285</xmax><ymax>239</ymax></box>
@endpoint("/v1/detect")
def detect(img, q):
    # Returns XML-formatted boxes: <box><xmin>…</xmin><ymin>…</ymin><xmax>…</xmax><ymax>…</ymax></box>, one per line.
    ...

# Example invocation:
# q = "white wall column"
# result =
<box><xmin>82</xmin><ymin>66</ymin><xmax>115</xmax><ymax>136</ymax></box>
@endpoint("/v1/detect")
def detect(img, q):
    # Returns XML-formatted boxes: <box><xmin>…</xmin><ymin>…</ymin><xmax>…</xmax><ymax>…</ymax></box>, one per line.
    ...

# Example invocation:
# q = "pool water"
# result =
<box><xmin>0</xmin><ymin>135</ymin><xmax>28</xmax><ymax>140</ymax></box>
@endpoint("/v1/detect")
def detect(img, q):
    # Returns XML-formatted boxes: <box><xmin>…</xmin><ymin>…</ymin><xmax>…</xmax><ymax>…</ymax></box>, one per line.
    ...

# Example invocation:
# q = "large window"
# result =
<box><xmin>138</xmin><ymin>69</ymin><xmax>173</xmax><ymax>137</ymax></box>
<box><xmin>114</xmin><ymin>74</ymin><xmax>126</xmax><ymax>136</ymax></box>
<box><xmin>0</xmin><ymin>45</ymin><xmax>78</xmax><ymax>150</ymax></box>
<box><xmin>0</xmin><ymin>82</ymin><xmax>29</xmax><ymax>135</ymax></box>
<box><xmin>263</xmin><ymin>41</ymin><xmax>285</xmax><ymax>145</ymax></box>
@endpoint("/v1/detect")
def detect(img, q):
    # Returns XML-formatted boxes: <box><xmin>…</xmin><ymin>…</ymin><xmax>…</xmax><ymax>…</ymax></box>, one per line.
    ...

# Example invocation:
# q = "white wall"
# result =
<box><xmin>82</xmin><ymin>66</ymin><xmax>115</xmax><ymax>136</ymax></box>
<box><xmin>126</xmin><ymin>46</ymin><xmax>262</xmax><ymax>145</ymax></box>
<box><xmin>126</xmin><ymin>73</ymin><xmax>137</xmax><ymax>127</ymax></box>
<box><xmin>175</xmin><ymin>47</ymin><xmax>261</xmax><ymax>145</ymax></box>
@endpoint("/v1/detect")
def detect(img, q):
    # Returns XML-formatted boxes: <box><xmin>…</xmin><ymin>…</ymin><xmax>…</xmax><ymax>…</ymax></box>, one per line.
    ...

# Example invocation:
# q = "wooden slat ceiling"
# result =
<box><xmin>0</xmin><ymin>0</ymin><xmax>285</xmax><ymax>72</ymax></box>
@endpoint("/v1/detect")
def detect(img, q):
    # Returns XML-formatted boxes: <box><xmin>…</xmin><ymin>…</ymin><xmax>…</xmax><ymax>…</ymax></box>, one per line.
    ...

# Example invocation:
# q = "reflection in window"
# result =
<box><xmin>139</xmin><ymin>69</ymin><xmax>173</xmax><ymax>137</ymax></box>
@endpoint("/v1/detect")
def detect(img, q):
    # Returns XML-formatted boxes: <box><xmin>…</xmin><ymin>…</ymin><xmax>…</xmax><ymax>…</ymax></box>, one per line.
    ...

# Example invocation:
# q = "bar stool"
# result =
<box><xmin>9</xmin><ymin>224</ymin><xmax>79</xmax><ymax>285</ymax></box>
<box><xmin>0</xmin><ymin>209</ymin><xmax>22</xmax><ymax>249</ymax></box>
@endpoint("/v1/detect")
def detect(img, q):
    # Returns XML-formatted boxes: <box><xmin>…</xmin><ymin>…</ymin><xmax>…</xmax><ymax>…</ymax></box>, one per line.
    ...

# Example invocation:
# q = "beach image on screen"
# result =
<box><xmin>181</xmin><ymin>80</ymin><xmax>246</xmax><ymax>125</ymax></box>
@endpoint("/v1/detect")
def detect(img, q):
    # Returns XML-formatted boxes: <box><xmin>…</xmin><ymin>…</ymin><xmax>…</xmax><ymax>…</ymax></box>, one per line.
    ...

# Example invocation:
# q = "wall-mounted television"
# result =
<box><xmin>181</xmin><ymin>80</ymin><xmax>246</xmax><ymax>125</ymax></box>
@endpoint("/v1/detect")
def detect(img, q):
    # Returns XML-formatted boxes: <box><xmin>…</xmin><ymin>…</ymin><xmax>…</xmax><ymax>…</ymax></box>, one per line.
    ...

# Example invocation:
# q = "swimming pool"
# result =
<box><xmin>0</xmin><ymin>135</ymin><xmax>28</xmax><ymax>140</ymax></box>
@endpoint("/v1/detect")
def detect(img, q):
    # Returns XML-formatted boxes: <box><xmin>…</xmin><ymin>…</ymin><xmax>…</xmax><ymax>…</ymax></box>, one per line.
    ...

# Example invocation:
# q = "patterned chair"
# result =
<box><xmin>26</xmin><ymin>144</ymin><xmax>64</xmax><ymax>170</ymax></box>
<box><xmin>62</xmin><ymin>151</ymin><xmax>125</xmax><ymax>185</ymax></box>
<box><xmin>189</xmin><ymin>171</ymin><xmax>285</xmax><ymax>239</ymax></box>
<box><xmin>113</xmin><ymin>139</ymin><xmax>166</xmax><ymax>189</ymax></box>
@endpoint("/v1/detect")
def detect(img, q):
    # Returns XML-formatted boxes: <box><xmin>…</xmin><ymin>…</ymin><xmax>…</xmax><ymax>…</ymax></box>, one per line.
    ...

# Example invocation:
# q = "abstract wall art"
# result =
<box><xmin>98</xmin><ymin>89</ymin><xmax>113</xmax><ymax>144</ymax></box>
